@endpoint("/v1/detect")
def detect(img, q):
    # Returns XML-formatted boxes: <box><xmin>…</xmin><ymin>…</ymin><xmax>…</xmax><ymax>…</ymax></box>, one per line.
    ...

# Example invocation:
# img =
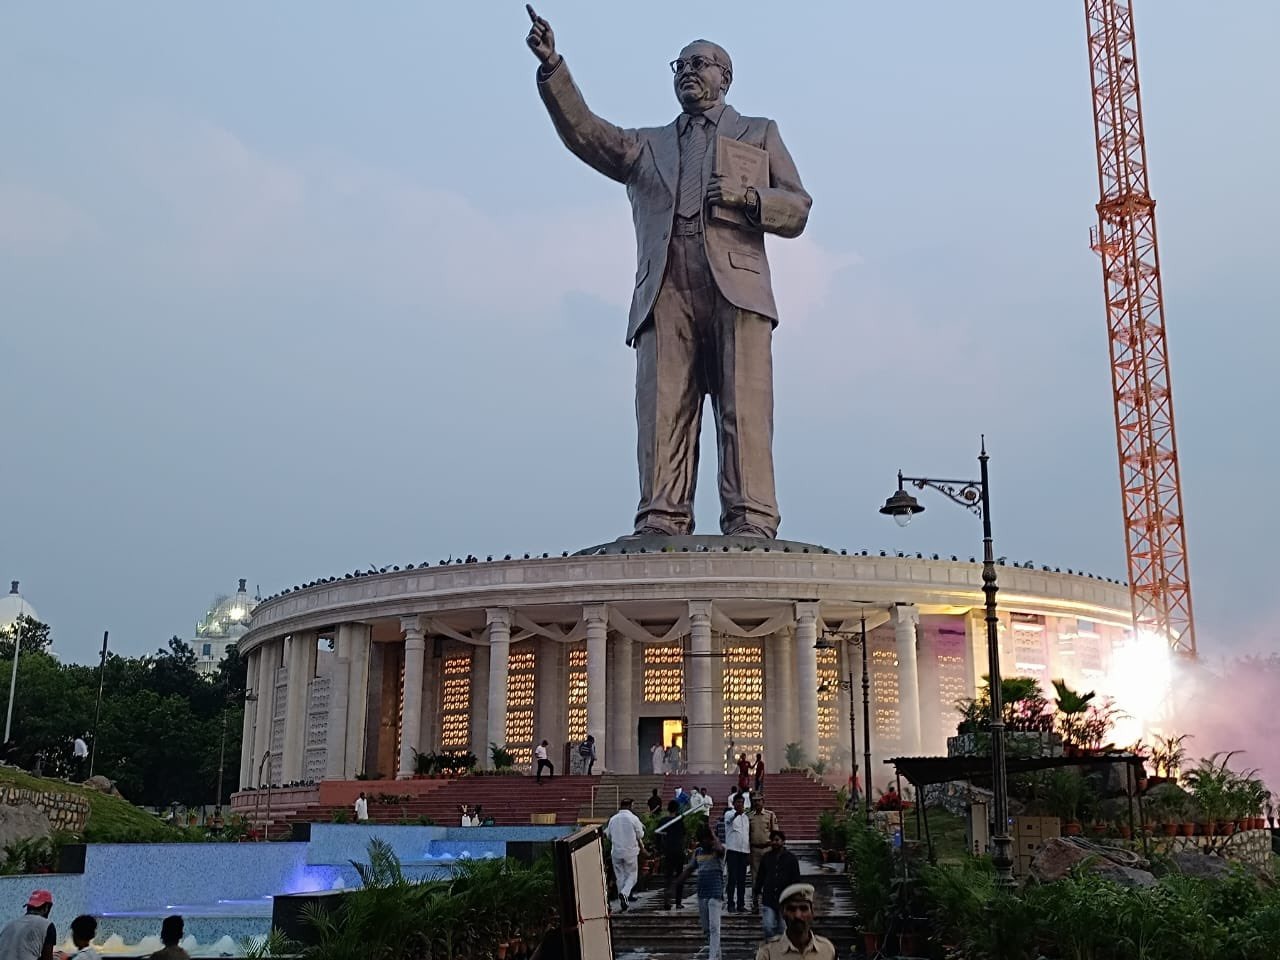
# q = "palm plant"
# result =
<box><xmin>1148</xmin><ymin>733</ymin><xmax>1191</xmax><ymax>779</ymax></box>
<box><xmin>1052</xmin><ymin>679</ymin><xmax>1096</xmax><ymax>748</ymax></box>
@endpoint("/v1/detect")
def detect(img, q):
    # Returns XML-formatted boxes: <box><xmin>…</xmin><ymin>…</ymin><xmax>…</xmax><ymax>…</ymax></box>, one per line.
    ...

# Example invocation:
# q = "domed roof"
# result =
<box><xmin>195</xmin><ymin>579</ymin><xmax>257</xmax><ymax>640</ymax></box>
<box><xmin>0</xmin><ymin>581</ymin><xmax>38</xmax><ymax>632</ymax></box>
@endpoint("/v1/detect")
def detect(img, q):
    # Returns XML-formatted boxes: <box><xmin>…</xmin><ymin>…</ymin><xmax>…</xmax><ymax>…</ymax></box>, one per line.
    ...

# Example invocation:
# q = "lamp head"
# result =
<box><xmin>880</xmin><ymin>486</ymin><xmax>924</xmax><ymax>527</ymax></box>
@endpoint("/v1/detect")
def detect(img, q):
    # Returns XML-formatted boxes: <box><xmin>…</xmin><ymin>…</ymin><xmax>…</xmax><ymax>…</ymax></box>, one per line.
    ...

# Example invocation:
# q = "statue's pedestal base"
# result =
<box><xmin>573</xmin><ymin>533</ymin><xmax>838</xmax><ymax>556</ymax></box>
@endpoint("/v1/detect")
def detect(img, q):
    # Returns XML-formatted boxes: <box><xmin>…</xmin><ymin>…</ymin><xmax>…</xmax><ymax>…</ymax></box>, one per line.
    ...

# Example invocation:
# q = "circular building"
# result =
<box><xmin>234</xmin><ymin>537</ymin><xmax>1131</xmax><ymax>787</ymax></box>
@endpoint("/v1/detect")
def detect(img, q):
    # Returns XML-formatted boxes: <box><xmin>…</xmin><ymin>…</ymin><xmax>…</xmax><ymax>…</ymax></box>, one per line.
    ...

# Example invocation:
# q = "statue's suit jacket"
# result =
<box><xmin>537</xmin><ymin>60</ymin><xmax>812</xmax><ymax>345</ymax></box>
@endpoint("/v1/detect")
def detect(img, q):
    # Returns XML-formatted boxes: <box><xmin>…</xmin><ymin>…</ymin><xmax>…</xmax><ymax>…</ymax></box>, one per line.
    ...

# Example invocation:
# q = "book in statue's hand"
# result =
<box><xmin>710</xmin><ymin>136</ymin><xmax>769</xmax><ymax>226</ymax></box>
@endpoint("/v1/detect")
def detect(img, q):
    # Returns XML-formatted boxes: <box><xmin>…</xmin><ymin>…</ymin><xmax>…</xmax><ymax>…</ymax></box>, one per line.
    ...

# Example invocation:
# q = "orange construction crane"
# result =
<box><xmin>1083</xmin><ymin>0</ymin><xmax>1196</xmax><ymax>656</ymax></box>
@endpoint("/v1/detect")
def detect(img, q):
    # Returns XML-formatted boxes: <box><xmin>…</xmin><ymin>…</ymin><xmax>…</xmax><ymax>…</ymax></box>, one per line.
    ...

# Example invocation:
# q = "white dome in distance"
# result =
<box><xmin>0</xmin><ymin>581</ymin><xmax>38</xmax><ymax>632</ymax></box>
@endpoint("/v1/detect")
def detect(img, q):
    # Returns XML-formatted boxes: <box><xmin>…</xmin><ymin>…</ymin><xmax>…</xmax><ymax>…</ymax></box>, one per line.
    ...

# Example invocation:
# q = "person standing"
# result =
<box><xmin>754</xmin><ymin>884</ymin><xmax>835</xmax><ymax>960</ymax></box>
<box><xmin>678</xmin><ymin>825</ymin><xmax>726</xmax><ymax>960</ymax></box>
<box><xmin>724</xmin><ymin>741</ymin><xmax>736</xmax><ymax>775</ymax></box>
<box><xmin>579</xmin><ymin>735</ymin><xmax>597</xmax><ymax>775</ymax></box>
<box><xmin>62</xmin><ymin>915</ymin><xmax>100</xmax><ymax>960</ymax></box>
<box><xmin>747</xmin><ymin>794</ymin><xmax>779</xmax><ymax>911</ymax></box>
<box><xmin>756</xmin><ymin>831</ymin><xmax>801</xmax><ymax>940</ymax></box>
<box><xmin>753</xmin><ymin>752</ymin><xmax>765</xmax><ymax>794</ymax></box>
<box><xmin>71</xmin><ymin>737</ymin><xmax>89</xmax><ymax>781</ymax></box>
<box><xmin>666</xmin><ymin>741</ymin><xmax>682</xmax><ymax>775</ymax></box>
<box><xmin>651</xmin><ymin>742</ymin><xmax>666</xmax><ymax>775</ymax></box>
<box><xmin>722</xmin><ymin>792</ymin><xmax>751</xmax><ymax>913</ymax></box>
<box><xmin>534</xmin><ymin>740</ymin><xmax>554</xmax><ymax>783</ymax></box>
<box><xmin>647</xmin><ymin>788</ymin><xmax>663</xmax><ymax>815</ymax></box>
<box><xmin>656</xmin><ymin>799</ymin><xmax>687</xmax><ymax>910</ymax></box>
<box><xmin>353</xmin><ymin>792</ymin><xmax>369</xmax><ymax>823</ymax></box>
<box><xmin>604</xmin><ymin>798</ymin><xmax>646</xmax><ymax>912</ymax></box>
<box><xmin>736</xmin><ymin>753</ymin><xmax>751</xmax><ymax>791</ymax></box>
<box><xmin>0</xmin><ymin>889</ymin><xmax>56</xmax><ymax>960</ymax></box>
<box><xmin>148</xmin><ymin>916</ymin><xmax>190</xmax><ymax>960</ymax></box>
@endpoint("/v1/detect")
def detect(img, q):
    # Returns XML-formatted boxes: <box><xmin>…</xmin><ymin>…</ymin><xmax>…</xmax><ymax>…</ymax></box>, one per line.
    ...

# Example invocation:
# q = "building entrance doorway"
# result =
<box><xmin>637</xmin><ymin>717</ymin><xmax>685</xmax><ymax>774</ymax></box>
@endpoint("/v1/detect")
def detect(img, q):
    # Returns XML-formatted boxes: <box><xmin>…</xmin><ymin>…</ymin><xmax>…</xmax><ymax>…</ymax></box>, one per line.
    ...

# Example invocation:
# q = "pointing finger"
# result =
<box><xmin>526</xmin><ymin>4</ymin><xmax>538</xmax><ymax>22</ymax></box>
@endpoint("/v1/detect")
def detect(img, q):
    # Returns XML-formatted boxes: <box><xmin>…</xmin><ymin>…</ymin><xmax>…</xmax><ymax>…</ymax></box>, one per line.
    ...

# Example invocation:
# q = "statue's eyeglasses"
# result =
<box><xmin>670</xmin><ymin>56</ymin><xmax>724</xmax><ymax>75</ymax></box>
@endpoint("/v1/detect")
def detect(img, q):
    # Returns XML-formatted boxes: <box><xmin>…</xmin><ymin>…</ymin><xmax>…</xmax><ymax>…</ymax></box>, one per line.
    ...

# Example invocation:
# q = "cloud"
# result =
<box><xmin>0</xmin><ymin>184</ymin><xmax>95</xmax><ymax>257</ymax></box>
<box><xmin>34</xmin><ymin>110</ymin><xmax>861</xmax><ymax>332</ymax></box>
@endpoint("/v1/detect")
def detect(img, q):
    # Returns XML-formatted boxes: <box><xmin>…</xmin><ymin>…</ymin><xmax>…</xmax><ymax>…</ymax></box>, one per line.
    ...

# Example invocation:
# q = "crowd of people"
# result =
<box><xmin>0</xmin><ymin>890</ymin><xmax>192</xmax><ymax>960</ymax></box>
<box><xmin>603</xmin><ymin>775</ymin><xmax>834</xmax><ymax>960</ymax></box>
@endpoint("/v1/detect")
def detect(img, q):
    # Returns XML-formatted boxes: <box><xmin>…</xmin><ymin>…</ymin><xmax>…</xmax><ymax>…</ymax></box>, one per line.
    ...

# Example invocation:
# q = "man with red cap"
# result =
<box><xmin>0</xmin><ymin>889</ymin><xmax>56</xmax><ymax>960</ymax></box>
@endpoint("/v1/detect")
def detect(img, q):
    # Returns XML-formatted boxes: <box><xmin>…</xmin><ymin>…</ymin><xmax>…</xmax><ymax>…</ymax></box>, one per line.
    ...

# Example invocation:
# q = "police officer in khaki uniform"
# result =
<box><xmin>754</xmin><ymin>883</ymin><xmax>836</xmax><ymax>960</ymax></box>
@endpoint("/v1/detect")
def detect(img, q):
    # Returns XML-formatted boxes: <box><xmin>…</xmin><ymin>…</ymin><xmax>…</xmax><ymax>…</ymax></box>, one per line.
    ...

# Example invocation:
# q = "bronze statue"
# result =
<box><xmin>526</xmin><ymin>7</ymin><xmax>811</xmax><ymax>538</ymax></box>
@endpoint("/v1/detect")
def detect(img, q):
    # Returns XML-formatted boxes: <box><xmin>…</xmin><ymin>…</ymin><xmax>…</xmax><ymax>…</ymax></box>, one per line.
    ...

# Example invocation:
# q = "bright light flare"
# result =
<box><xmin>1099</xmin><ymin>628</ymin><xmax>1173</xmax><ymax>745</ymax></box>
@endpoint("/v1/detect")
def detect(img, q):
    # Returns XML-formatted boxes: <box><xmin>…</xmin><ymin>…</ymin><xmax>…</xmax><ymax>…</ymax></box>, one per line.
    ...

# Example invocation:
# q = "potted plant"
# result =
<box><xmin>1147</xmin><ymin>732</ymin><xmax>1190</xmax><ymax>785</ymax></box>
<box><xmin>1052</xmin><ymin>679</ymin><xmax>1096</xmax><ymax>754</ymax></box>
<box><xmin>1045</xmin><ymin>768</ymin><xmax>1084</xmax><ymax>835</ymax></box>
<box><xmin>490</xmin><ymin>742</ymin><xmax>516</xmax><ymax>772</ymax></box>
<box><xmin>412</xmin><ymin>748</ymin><xmax>436</xmax><ymax>778</ymax></box>
<box><xmin>848</xmin><ymin>823</ymin><xmax>893</xmax><ymax>951</ymax></box>
<box><xmin>784</xmin><ymin>741</ymin><xmax>806</xmax><ymax>772</ymax></box>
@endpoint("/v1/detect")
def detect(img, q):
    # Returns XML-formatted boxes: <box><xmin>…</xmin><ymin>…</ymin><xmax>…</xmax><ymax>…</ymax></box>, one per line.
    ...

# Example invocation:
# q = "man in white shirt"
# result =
<box><xmin>722</xmin><ymin>792</ymin><xmax>751</xmax><ymax>912</ymax></box>
<box><xmin>72</xmin><ymin>737</ymin><xmax>89</xmax><ymax>780</ymax></box>
<box><xmin>604</xmin><ymin>798</ymin><xmax>646</xmax><ymax>912</ymax></box>
<box><xmin>353</xmin><ymin>792</ymin><xmax>369</xmax><ymax>822</ymax></box>
<box><xmin>534</xmin><ymin>740</ymin><xmax>554</xmax><ymax>784</ymax></box>
<box><xmin>651</xmin><ymin>742</ymin><xmax>666</xmax><ymax>775</ymax></box>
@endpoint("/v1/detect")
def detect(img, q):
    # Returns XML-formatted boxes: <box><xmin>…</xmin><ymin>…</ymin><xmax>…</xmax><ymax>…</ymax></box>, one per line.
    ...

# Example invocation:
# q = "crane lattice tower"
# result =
<box><xmin>1084</xmin><ymin>0</ymin><xmax>1196</xmax><ymax>656</ymax></box>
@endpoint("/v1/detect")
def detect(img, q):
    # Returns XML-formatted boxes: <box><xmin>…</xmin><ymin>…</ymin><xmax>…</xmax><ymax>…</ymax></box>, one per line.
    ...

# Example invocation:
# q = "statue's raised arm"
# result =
<box><xmin>525</xmin><ymin>5</ymin><xmax>559</xmax><ymax>70</ymax></box>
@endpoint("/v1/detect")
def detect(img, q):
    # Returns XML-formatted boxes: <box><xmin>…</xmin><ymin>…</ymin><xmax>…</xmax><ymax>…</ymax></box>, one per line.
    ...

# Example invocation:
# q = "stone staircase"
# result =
<box><xmin>255</xmin><ymin>772</ymin><xmax>840</xmax><ymax>838</ymax></box>
<box><xmin>279</xmin><ymin>775</ymin><xmax>599</xmax><ymax>830</ymax></box>
<box><xmin>610</xmin><ymin>844</ymin><xmax>855</xmax><ymax>960</ymax></box>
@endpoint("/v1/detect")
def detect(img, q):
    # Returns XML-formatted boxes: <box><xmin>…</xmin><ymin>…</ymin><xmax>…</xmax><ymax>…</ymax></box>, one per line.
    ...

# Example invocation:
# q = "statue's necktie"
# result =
<box><xmin>677</xmin><ymin>114</ymin><xmax>708</xmax><ymax>219</ymax></box>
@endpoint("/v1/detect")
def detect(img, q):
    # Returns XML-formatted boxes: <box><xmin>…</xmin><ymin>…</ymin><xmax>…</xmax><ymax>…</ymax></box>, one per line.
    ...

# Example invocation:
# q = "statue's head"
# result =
<box><xmin>672</xmin><ymin>40</ymin><xmax>732</xmax><ymax>113</ymax></box>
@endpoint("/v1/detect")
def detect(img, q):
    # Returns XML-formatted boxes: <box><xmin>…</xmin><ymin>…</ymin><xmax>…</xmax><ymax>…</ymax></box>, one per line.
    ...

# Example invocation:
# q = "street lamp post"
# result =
<box><xmin>880</xmin><ymin>436</ymin><xmax>1015</xmax><ymax>887</ymax></box>
<box><xmin>816</xmin><ymin>612</ymin><xmax>875</xmax><ymax>825</ymax></box>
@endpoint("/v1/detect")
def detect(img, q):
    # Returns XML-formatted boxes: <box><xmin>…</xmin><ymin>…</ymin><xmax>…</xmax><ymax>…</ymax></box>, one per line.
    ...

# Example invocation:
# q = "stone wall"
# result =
<box><xmin>1151</xmin><ymin>828</ymin><xmax>1274</xmax><ymax>873</ymax></box>
<box><xmin>0</xmin><ymin>785</ymin><xmax>90</xmax><ymax>834</ymax></box>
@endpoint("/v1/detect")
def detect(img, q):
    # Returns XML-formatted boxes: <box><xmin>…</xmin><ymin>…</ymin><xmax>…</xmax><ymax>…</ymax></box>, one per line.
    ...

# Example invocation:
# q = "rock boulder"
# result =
<box><xmin>0</xmin><ymin>803</ymin><xmax>52</xmax><ymax>850</ymax></box>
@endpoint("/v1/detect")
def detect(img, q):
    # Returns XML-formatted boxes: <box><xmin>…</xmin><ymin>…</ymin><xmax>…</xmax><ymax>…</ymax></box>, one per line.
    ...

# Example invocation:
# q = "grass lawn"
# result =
<box><xmin>894</xmin><ymin>806</ymin><xmax>971</xmax><ymax>862</ymax></box>
<box><xmin>0</xmin><ymin>765</ymin><xmax>181</xmax><ymax>841</ymax></box>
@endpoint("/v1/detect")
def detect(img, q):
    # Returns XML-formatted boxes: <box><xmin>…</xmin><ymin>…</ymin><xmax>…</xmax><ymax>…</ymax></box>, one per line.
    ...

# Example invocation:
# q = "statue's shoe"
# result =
<box><xmin>723</xmin><ymin>523</ymin><xmax>774</xmax><ymax>538</ymax></box>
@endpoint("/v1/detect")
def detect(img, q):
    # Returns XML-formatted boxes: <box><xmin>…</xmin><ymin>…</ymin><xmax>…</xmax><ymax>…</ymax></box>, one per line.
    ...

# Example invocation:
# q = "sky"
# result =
<box><xmin>1</xmin><ymin>2</ymin><xmax>1277</xmax><ymax>665</ymax></box>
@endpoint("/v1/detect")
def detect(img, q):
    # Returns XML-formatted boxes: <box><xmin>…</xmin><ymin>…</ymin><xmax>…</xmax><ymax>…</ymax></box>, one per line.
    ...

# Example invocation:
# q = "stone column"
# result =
<box><xmin>397</xmin><ymin>618</ymin><xmax>426</xmax><ymax>780</ymax></box>
<box><xmin>281</xmin><ymin>631</ymin><xmax>316</xmax><ymax>782</ymax></box>
<box><xmin>892</xmin><ymin>604</ymin><xmax>922</xmax><ymax>754</ymax></box>
<box><xmin>584</xmin><ymin>604</ymin><xmax>608</xmax><ymax>771</ymax></box>
<box><xmin>485</xmin><ymin>608</ymin><xmax>513</xmax><ymax>768</ymax></box>
<box><xmin>238</xmin><ymin>649</ymin><xmax>258</xmax><ymax>788</ymax></box>
<box><xmin>964</xmin><ymin>608</ymin><xmax>985</xmax><ymax>700</ymax></box>
<box><xmin>687</xmin><ymin>600</ymin><xmax>715</xmax><ymax>773</ymax></box>
<box><xmin>344</xmin><ymin>624</ymin><xmax>371</xmax><ymax>778</ymax></box>
<box><xmin>768</xmin><ymin>632</ymin><xmax>788</xmax><ymax>773</ymax></box>
<box><xmin>794</xmin><ymin>602</ymin><xmax>820</xmax><ymax>768</ymax></box>
<box><xmin>836</xmin><ymin>641</ymin><xmax>853</xmax><ymax>770</ymax></box>
<box><xmin>325</xmin><ymin>628</ymin><xmax>352</xmax><ymax>781</ymax></box>
<box><xmin>610</xmin><ymin>634</ymin><xmax>635</xmax><ymax>773</ymax></box>
<box><xmin>251</xmin><ymin>640</ymin><xmax>277</xmax><ymax>785</ymax></box>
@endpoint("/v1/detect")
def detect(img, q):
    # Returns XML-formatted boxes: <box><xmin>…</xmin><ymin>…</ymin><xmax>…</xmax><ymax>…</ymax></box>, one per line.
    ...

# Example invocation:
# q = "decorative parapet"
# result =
<box><xmin>1</xmin><ymin>786</ymin><xmax>90</xmax><ymax>834</ymax></box>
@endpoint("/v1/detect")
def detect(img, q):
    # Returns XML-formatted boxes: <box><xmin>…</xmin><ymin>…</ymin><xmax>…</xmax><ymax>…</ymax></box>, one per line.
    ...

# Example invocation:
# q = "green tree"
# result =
<box><xmin>0</xmin><ymin>614</ymin><xmax>52</xmax><ymax>658</ymax></box>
